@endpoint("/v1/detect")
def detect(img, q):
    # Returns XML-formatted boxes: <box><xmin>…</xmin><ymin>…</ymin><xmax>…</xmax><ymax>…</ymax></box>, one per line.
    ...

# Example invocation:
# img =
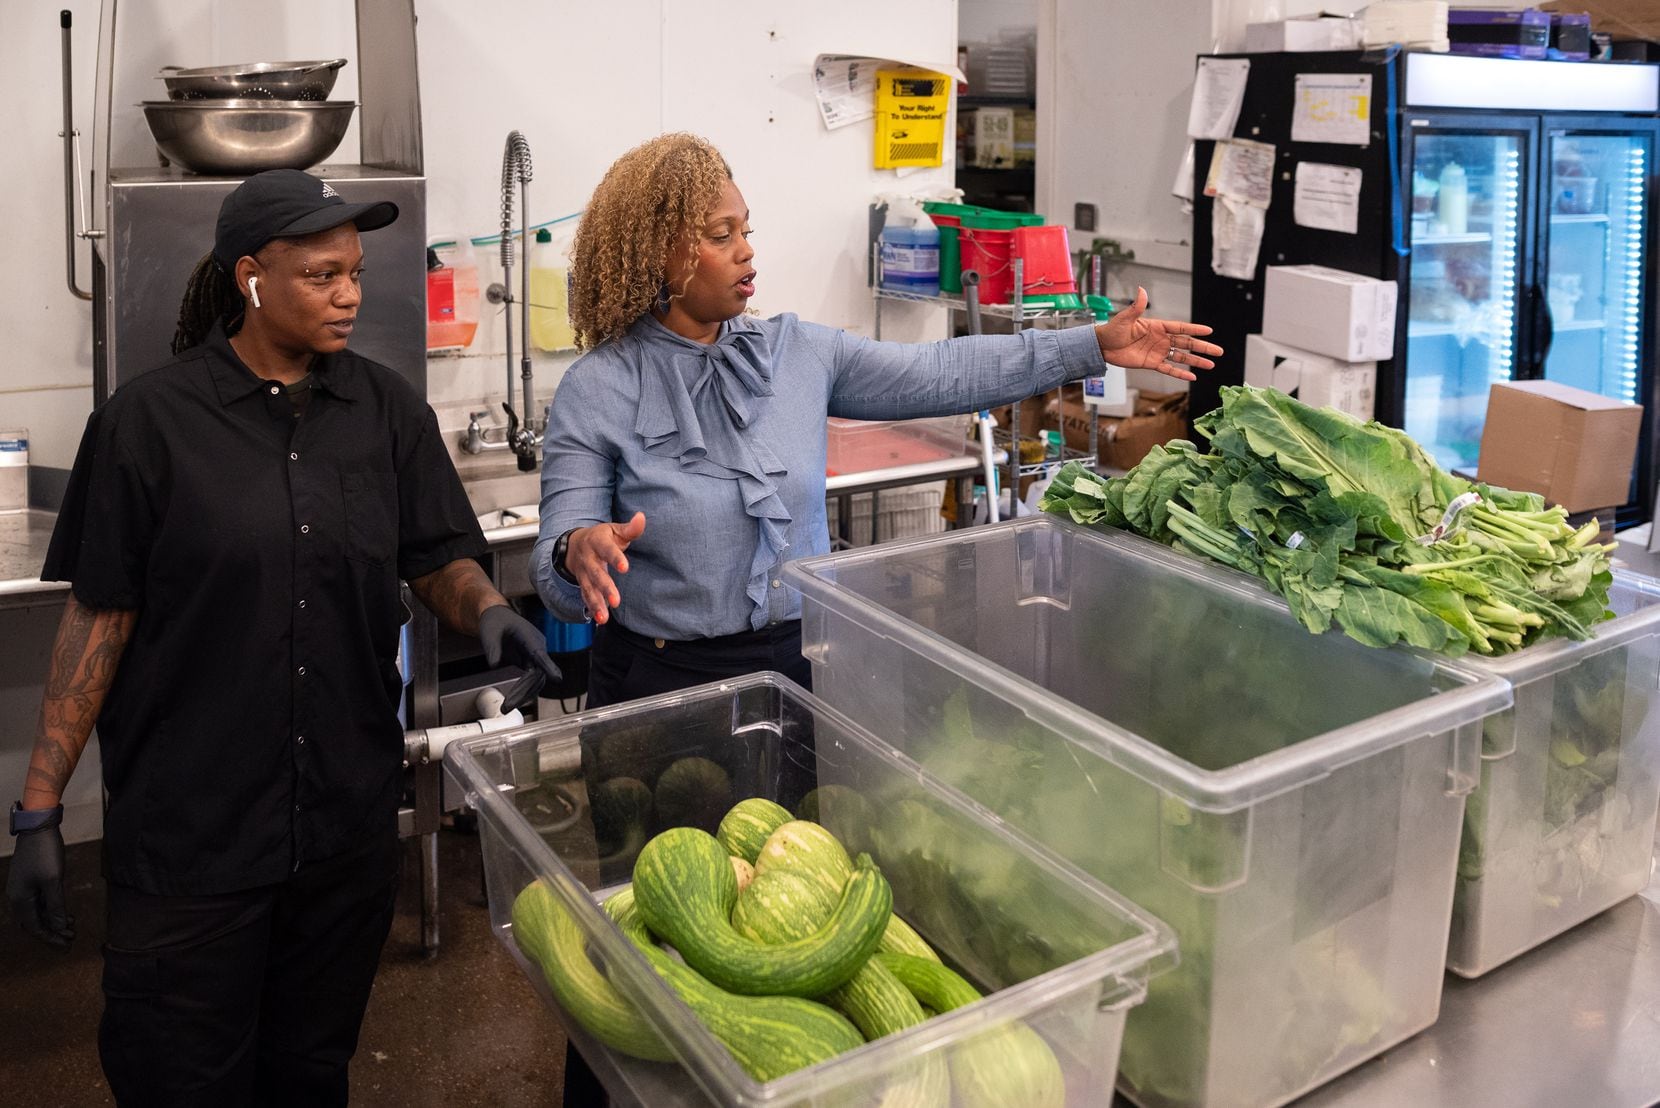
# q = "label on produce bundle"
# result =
<box><xmin>1285</xmin><ymin>531</ymin><xmax>1306</xmax><ymax>549</ymax></box>
<box><xmin>1414</xmin><ymin>492</ymin><xmax>1482</xmax><ymax>545</ymax></box>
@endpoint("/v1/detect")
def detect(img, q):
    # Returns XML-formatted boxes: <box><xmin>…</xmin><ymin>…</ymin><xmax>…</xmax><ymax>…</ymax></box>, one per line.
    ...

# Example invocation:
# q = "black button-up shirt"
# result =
<box><xmin>43</xmin><ymin>323</ymin><xmax>487</xmax><ymax>895</ymax></box>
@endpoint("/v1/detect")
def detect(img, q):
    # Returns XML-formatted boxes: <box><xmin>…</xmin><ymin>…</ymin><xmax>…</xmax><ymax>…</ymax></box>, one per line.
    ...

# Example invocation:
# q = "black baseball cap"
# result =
<box><xmin>213</xmin><ymin>168</ymin><xmax>399</xmax><ymax>275</ymax></box>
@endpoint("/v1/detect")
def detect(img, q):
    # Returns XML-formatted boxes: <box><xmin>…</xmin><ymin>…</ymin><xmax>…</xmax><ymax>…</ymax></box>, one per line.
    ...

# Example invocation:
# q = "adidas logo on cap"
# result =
<box><xmin>321</xmin><ymin>182</ymin><xmax>340</xmax><ymax>199</ymax></box>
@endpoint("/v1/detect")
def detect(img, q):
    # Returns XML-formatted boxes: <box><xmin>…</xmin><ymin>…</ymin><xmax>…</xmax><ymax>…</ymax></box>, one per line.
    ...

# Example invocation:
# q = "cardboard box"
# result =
<box><xmin>1244</xmin><ymin>334</ymin><xmax>1377</xmax><ymax>420</ymax></box>
<box><xmin>972</xmin><ymin>107</ymin><xmax>1015</xmax><ymax>168</ymax></box>
<box><xmin>1477</xmin><ymin>380</ymin><xmax>1641</xmax><ymax>513</ymax></box>
<box><xmin>1245</xmin><ymin>16</ymin><xmax>1363</xmax><ymax>52</ymax></box>
<box><xmin>1542</xmin><ymin>0</ymin><xmax>1660</xmax><ymax>45</ymax></box>
<box><xmin>1263</xmin><ymin>265</ymin><xmax>1399</xmax><ymax>362</ymax></box>
<box><xmin>1047</xmin><ymin>389</ymin><xmax>1190</xmax><ymax>472</ymax></box>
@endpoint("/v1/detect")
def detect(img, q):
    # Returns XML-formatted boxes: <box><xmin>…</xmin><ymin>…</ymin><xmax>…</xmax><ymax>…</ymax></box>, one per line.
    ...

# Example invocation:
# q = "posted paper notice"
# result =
<box><xmin>1187</xmin><ymin>57</ymin><xmax>1250</xmax><ymax>140</ymax></box>
<box><xmin>1204</xmin><ymin>138</ymin><xmax>1276</xmax><ymax>209</ymax></box>
<box><xmin>1291</xmin><ymin>73</ymin><xmax>1372</xmax><ymax>146</ymax></box>
<box><xmin>1212</xmin><ymin>196</ymin><xmax>1266</xmax><ymax>280</ymax></box>
<box><xmin>1293</xmin><ymin>162</ymin><xmax>1363</xmax><ymax>234</ymax></box>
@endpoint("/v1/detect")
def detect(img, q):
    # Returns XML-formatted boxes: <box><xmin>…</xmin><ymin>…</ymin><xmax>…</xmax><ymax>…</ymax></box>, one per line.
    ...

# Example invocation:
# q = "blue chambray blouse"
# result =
<box><xmin>532</xmin><ymin>311</ymin><xmax>1105</xmax><ymax>641</ymax></box>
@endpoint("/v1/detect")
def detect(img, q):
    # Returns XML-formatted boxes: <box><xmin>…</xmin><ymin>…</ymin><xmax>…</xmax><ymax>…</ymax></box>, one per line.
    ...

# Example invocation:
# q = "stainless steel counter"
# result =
<box><xmin>0</xmin><ymin>510</ymin><xmax>68</xmax><ymax>611</ymax></box>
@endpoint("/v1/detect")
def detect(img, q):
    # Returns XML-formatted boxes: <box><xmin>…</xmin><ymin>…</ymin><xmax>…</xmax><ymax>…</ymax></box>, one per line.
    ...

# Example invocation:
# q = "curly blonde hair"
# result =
<box><xmin>569</xmin><ymin>133</ymin><xmax>733</xmax><ymax>350</ymax></box>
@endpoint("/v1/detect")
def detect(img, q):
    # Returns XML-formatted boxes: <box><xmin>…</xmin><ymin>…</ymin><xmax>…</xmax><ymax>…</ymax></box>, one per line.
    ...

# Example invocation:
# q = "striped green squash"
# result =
<box><xmin>732</xmin><ymin>868</ymin><xmax>839</xmax><ymax>943</ymax></box>
<box><xmin>877</xmin><ymin>953</ymin><xmax>1065</xmax><ymax>1108</ymax></box>
<box><xmin>601</xmin><ymin>886</ymin><xmax>655</xmax><ymax>948</ymax></box>
<box><xmin>629</xmin><ymin>939</ymin><xmax>863</xmax><ymax>1081</ymax></box>
<box><xmin>633</xmin><ymin>827</ymin><xmax>891</xmax><ymax>997</ymax></box>
<box><xmin>730</xmin><ymin>854</ymin><xmax>756</xmax><ymax>893</ymax></box>
<box><xmin>717</xmin><ymin>797</ymin><xmax>794</xmax><ymax>863</ymax></box>
<box><xmin>878</xmin><ymin>912</ymin><xmax>941</xmax><ymax>964</ymax></box>
<box><xmin>753</xmin><ymin>820</ymin><xmax>854</xmax><ymax>896</ymax></box>
<box><xmin>509</xmin><ymin>881</ymin><xmax>673</xmax><ymax>1062</ymax></box>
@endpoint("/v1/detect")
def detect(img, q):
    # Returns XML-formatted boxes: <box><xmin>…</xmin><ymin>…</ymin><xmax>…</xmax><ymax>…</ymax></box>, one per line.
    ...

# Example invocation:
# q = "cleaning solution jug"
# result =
<box><xmin>878</xmin><ymin>197</ymin><xmax>941</xmax><ymax>298</ymax></box>
<box><xmin>426</xmin><ymin>237</ymin><xmax>480</xmax><ymax>351</ymax></box>
<box><xmin>1436</xmin><ymin>163</ymin><xmax>1468</xmax><ymax>237</ymax></box>
<box><xmin>529</xmin><ymin>226</ymin><xmax>577</xmax><ymax>352</ymax></box>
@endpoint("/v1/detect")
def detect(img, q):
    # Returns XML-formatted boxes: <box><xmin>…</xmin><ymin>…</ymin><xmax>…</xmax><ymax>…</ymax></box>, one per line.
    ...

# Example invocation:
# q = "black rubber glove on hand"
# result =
<box><xmin>7</xmin><ymin>824</ymin><xmax>75</xmax><ymax>949</ymax></box>
<box><xmin>478</xmin><ymin>604</ymin><xmax>563</xmax><ymax>688</ymax></box>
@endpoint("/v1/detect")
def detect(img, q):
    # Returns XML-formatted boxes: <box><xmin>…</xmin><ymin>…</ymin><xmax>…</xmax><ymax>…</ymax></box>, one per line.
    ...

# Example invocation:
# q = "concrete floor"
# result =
<box><xmin>0</xmin><ymin>829</ymin><xmax>571</xmax><ymax>1107</ymax></box>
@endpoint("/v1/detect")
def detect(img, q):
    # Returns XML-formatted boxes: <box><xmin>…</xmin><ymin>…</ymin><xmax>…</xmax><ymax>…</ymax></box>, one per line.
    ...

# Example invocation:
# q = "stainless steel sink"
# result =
<box><xmin>476</xmin><ymin>503</ymin><xmax>539</xmax><ymax>533</ymax></box>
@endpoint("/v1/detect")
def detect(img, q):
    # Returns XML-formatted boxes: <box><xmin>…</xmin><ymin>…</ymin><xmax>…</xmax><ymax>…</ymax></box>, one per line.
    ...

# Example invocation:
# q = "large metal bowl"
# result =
<box><xmin>141</xmin><ymin>100</ymin><xmax>357</xmax><ymax>176</ymax></box>
<box><xmin>159</xmin><ymin>59</ymin><xmax>348</xmax><ymax>101</ymax></box>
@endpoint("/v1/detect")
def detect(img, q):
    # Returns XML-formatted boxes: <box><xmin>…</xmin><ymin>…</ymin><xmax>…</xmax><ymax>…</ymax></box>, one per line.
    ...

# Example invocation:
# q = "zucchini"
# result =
<box><xmin>629</xmin><ymin>939</ymin><xmax>863</xmax><ymax>1081</ymax></box>
<box><xmin>753</xmin><ymin>820</ymin><xmax>854</xmax><ymax>896</ymax></box>
<box><xmin>878</xmin><ymin>912</ymin><xmax>941</xmax><ymax>964</ymax></box>
<box><xmin>633</xmin><ymin>827</ymin><xmax>891</xmax><ymax>997</ymax></box>
<box><xmin>600</xmin><ymin>886</ymin><xmax>655</xmax><ymax>947</ymax></box>
<box><xmin>877</xmin><ymin>953</ymin><xmax>1065</xmax><ymax>1108</ymax></box>
<box><xmin>717</xmin><ymin>797</ymin><xmax>793</xmax><ymax>863</ymax></box>
<box><xmin>737</xmin><ymin>870</ymin><xmax>948</xmax><ymax>1107</ymax></box>
<box><xmin>731</xmin><ymin>868</ymin><xmax>838</xmax><ymax>943</ymax></box>
<box><xmin>509</xmin><ymin>881</ymin><xmax>673</xmax><ymax>1062</ymax></box>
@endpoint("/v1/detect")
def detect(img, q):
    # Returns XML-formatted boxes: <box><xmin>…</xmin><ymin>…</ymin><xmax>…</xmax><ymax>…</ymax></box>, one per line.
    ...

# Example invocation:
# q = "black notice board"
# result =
<box><xmin>1188</xmin><ymin>50</ymin><xmax>1404</xmax><ymax>428</ymax></box>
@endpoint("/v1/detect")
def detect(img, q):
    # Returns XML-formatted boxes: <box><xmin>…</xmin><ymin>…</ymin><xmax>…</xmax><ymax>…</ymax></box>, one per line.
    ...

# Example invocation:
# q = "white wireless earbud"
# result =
<box><xmin>248</xmin><ymin>276</ymin><xmax>261</xmax><ymax>308</ymax></box>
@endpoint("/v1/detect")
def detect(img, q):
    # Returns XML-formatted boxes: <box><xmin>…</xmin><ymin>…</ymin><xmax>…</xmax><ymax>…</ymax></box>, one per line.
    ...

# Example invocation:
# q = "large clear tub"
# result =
<box><xmin>786</xmin><ymin>517</ymin><xmax>1512</xmax><ymax>1108</ymax></box>
<box><xmin>445</xmin><ymin>672</ymin><xmax>1176</xmax><ymax>1107</ymax></box>
<box><xmin>1446</xmin><ymin>571</ymin><xmax>1660</xmax><ymax>977</ymax></box>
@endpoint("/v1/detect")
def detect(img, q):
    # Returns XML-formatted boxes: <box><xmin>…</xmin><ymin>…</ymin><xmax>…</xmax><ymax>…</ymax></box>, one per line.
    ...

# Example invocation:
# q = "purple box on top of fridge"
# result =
<box><xmin>1448</xmin><ymin>8</ymin><xmax>1551</xmax><ymax>59</ymax></box>
<box><xmin>1549</xmin><ymin>12</ymin><xmax>1592</xmax><ymax>61</ymax></box>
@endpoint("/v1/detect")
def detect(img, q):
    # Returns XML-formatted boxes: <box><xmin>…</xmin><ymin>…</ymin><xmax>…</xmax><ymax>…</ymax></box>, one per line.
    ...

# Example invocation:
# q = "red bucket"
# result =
<box><xmin>958</xmin><ymin>225</ymin><xmax>1015</xmax><ymax>303</ymax></box>
<box><xmin>1014</xmin><ymin>225</ymin><xmax>1076</xmax><ymax>296</ymax></box>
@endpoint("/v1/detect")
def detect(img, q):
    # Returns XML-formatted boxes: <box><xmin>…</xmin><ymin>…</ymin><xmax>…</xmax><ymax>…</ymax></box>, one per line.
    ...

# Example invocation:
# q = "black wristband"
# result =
<box><xmin>9</xmin><ymin>802</ymin><xmax>64</xmax><ymax>836</ymax></box>
<box><xmin>553</xmin><ymin>528</ymin><xmax>579</xmax><ymax>586</ymax></box>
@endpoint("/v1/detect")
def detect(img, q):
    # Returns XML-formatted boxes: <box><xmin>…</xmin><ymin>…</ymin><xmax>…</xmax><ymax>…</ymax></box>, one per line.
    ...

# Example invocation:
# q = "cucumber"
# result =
<box><xmin>877</xmin><ymin>953</ymin><xmax>1065</xmax><ymax>1108</ymax></box>
<box><xmin>753</xmin><ymin>820</ymin><xmax>854</xmax><ymax>896</ymax></box>
<box><xmin>629</xmin><ymin>939</ymin><xmax>863</xmax><ymax>1081</ymax></box>
<box><xmin>633</xmin><ymin>827</ymin><xmax>892</xmax><ymax>997</ymax></box>
<box><xmin>509</xmin><ymin>881</ymin><xmax>673</xmax><ymax>1062</ymax></box>
<box><xmin>717</xmin><ymin>797</ymin><xmax>794</xmax><ymax>863</ymax></box>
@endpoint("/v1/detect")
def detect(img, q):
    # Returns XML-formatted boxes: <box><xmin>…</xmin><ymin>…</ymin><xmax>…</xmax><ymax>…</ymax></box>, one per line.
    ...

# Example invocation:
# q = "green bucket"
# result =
<box><xmin>924</xmin><ymin>202</ymin><xmax>1043</xmax><ymax>292</ymax></box>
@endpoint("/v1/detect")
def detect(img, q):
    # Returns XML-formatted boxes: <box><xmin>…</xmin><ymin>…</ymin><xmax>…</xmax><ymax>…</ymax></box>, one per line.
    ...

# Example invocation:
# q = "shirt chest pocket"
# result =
<box><xmin>340</xmin><ymin>472</ymin><xmax>399</xmax><ymax>565</ymax></box>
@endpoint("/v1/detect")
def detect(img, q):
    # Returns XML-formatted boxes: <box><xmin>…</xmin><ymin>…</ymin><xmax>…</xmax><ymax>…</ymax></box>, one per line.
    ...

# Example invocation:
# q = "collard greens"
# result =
<box><xmin>1041</xmin><ymin>385</ymin><xmax>1615</xmax><ymax>657</ymax></box>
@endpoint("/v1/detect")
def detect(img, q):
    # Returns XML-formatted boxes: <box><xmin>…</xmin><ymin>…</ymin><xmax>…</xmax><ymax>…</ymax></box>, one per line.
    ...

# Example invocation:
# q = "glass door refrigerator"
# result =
<box><xmin>1190</xmin><ymin>51</ymin><xmax>1659</xmax><ymax>520</ymax></box>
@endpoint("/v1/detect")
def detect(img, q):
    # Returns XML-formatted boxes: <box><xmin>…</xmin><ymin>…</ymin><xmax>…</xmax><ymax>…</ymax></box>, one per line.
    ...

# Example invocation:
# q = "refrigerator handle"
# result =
<box><xmin>1529</xmin><ymin>281</ymin><xmax>1554</xmax><ymax>375</ymax></box>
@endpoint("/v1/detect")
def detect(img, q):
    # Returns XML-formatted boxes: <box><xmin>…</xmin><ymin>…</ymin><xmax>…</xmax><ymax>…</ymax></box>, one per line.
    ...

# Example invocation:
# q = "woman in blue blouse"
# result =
<box><xmin>533</xmin><ymin>133</ymin><xmax>1218</xmax><ymax>709</ymax></box>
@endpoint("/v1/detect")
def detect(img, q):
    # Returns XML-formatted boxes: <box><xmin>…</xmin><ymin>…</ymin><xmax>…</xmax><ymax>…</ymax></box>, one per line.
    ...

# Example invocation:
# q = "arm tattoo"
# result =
<box><xmin>23</xmin><ymin>597</ymin><xmax>137</xmax><ymax>807</ymax></box>
<box><xmin>408</xmin><ymin>559</ymin><xmax>506</xmax><ymax>636</ymax></box>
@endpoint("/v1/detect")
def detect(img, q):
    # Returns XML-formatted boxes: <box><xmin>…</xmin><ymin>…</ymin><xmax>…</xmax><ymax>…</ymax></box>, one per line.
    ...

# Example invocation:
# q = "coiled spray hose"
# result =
<box><xmin>499</xmin><ymin>131</ymin><xmax>537</xmax><ymax>470</ymax></box>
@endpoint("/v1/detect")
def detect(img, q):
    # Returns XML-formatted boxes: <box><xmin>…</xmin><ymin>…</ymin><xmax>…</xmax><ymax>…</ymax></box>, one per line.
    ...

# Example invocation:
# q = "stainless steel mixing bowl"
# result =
<box><xmin>159</xmin><ymin>59</ymin><xmax>348</xmax><ymax>101</ymax></box>
<box><xmin>140</xmin><ymin>100</ymin><xmax>357</xmax><ymax>176</ymax></box>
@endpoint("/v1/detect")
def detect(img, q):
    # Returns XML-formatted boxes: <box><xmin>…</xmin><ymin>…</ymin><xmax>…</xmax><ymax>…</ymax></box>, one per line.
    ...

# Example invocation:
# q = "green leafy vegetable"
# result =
<box><xmin>1041</xmin><ymin>385</ymin><xmax>1616</xmax><ymax>656</ymax></box>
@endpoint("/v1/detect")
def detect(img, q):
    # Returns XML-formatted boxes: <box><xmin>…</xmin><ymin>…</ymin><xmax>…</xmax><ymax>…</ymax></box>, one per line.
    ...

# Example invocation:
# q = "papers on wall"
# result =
<box><xmin>1293</xmin><ymin>162</ymin><xmax>1364</xmax><ymax>234</ymax></box>
<box><xmin>813</xmin><ymin>53</ymin><xmax>966</xmax><ymax>131</ymax></box>
<box><xmin>1212</xmin><ymin>196</ymin><xmax>1267</xmax><ymax>280</ymax></box>
<box><xmin>1291</xmin><ymin>73</ymin><xmax>1373</xmax><ymax>146</ymax></box>
<box><xmin>1187</xmin><ymin>57</ymin><xmax>1250</xmax><ymax>140</ymax></box>
<box><xmin>1204</xmin><ymin>138</ymin><xmax>1276</xmax><ymax>208</ymax></box>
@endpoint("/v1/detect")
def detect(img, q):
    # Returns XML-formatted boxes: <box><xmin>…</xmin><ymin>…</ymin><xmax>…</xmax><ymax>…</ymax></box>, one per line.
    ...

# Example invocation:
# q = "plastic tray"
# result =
<box><xmin>786</xmin><ymin>517</ymin><xmax>1512</xmax><ymax>1108</ymax></box>
<box><xmin>445</xmin><ymin>672</ymin><xmax>1176</xmax><ymax>1107</ymax></box>
<box><xmin>1445</xmin><ymin>570</ymin><xmax>1660</xmax><ymax>977</ymax></box>
<box><xmin>825</xmin><ymin>416</ymin><xmax>968</xmax><ymax>477</ymax></box>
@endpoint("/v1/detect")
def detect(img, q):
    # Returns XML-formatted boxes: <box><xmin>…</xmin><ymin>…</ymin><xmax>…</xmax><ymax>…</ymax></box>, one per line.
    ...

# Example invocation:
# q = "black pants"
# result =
<box><xmin>584</xmin><ymin>618</ymin><xmax>812</xmax><ymax>709</ymax></box>
<box><xmin>98</xmin><ymin>834</ymin><xmax>401</xmax><ymax>1107</ymax></box>
<box><xmin>565</xmin><ymin>619</ymin><xmax>810</xmax><ymax>1104</ymax></box>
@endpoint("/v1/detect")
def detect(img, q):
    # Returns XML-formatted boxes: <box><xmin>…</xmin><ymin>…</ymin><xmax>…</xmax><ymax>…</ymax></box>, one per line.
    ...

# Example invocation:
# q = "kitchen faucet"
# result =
<box><xmin>459</xmin><ymin>131</ymin><xmax>544</xmax><ymax>469</ymax></box>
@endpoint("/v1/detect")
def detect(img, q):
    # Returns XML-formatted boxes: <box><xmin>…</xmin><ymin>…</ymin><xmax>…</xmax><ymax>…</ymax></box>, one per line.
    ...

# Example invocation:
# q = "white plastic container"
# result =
<box><xmin>445</xmin><ymin>673</ymin><xmax>1177</xmax><ymax>1107</ymax></box>
<box><xmin>787</xmin><ymin>517</ymin><xmax>1512</xmax><ymax>1108</ymax></box>
<box><xmin>1446</xmin><ymin>571</ymin><xmax>1660</xmax><ymax>977</ymax></box>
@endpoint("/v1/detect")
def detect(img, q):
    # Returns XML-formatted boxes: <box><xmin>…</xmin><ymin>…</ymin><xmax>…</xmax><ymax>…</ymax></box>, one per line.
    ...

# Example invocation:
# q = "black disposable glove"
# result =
<box><xmin>478</xmin><ymin>605</ymin><xmax>562</xmax><ymax>711</ymax></box>
<box><xmin>7</xmin><ymin>824</ymin><xmax>75</xmax><ymax>949</ymax></box>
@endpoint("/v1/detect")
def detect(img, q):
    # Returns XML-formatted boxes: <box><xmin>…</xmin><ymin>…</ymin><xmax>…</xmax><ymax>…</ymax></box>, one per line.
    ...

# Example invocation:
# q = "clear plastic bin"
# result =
<box><xmin>1446</xmin><ymin>571</ymin><xmax>1660</xmax><ymax>977</ymax></box>
<box><xmin>825</xmin><ymin>416</ymin><xmax>968</xmax><ymax>477</ymax></box>
<box><xmin>785</xmin><ymin>517</ymin><xmax>1512</xmax><ymax>1108</ymax></box>
<box><xmin>445</xmin><ymin>672</ymin><xmax>1176</xmax><ymax>1107</ymax></box>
